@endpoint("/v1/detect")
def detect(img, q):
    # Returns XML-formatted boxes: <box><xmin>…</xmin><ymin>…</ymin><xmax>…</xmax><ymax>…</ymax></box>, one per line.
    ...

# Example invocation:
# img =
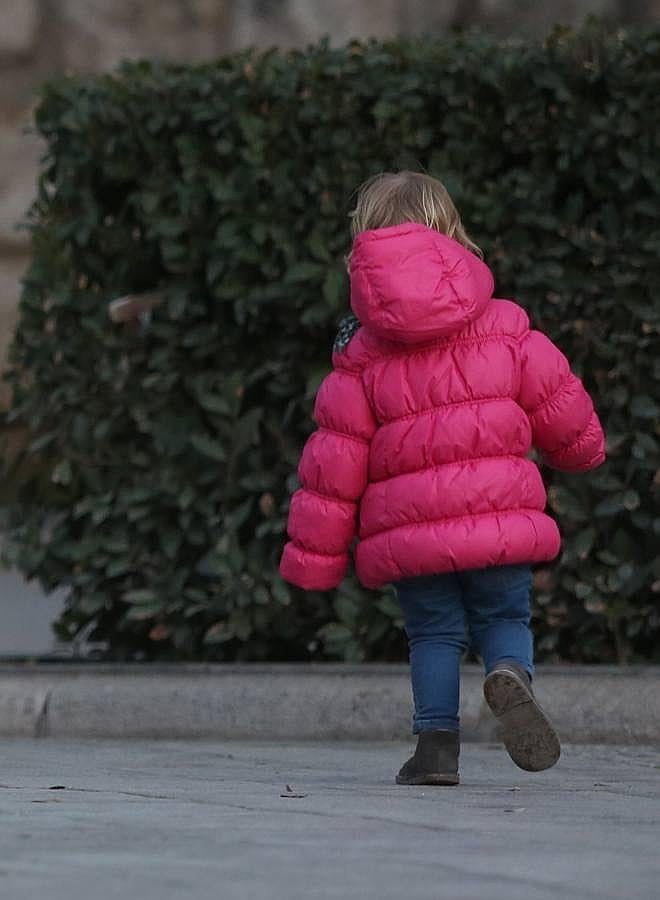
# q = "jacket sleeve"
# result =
<box><xmin>280</xmin><ymin>366</ymin><xmax>377</xmax><ymax>590</ymax></box>
<box><xmin>517</xmin><ymin>329</ymin><xmax>605</xmax><ymax>473</ymax></box>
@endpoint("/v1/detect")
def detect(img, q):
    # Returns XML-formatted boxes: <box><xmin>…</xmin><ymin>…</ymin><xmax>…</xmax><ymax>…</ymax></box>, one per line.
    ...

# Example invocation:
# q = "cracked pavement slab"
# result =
<box><xmin>0</xmin><ymin>740</ymin><xmax>658</xmax><ymax>899</ymax></box>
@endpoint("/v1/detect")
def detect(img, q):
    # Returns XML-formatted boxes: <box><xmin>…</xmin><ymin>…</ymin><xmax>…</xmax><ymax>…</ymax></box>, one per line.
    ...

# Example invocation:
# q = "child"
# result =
<box><xmin>280</xmin><ymin>171</ymin><xmax>605</xmax><ymax>785</ymax></box>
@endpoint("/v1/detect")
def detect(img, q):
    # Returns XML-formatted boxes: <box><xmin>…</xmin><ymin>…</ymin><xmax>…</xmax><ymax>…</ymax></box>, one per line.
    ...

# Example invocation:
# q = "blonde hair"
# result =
<box><xmin>349</xmin><ymin>171</ymin><xmax>482</xmax><ymax>258</ymax></box>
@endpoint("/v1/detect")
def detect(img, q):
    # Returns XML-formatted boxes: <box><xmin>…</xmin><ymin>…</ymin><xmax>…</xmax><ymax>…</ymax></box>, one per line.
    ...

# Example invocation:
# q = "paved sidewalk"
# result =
<box><xmin>0</xmin><ymin>740</ymin><xmax>658</xmax><ymax>900</ymax></box>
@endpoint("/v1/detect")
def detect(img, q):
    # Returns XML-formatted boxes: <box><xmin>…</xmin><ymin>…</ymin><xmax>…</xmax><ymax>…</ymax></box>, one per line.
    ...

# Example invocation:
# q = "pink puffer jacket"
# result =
<box><xmin>280</xmin><ymin>223</ymin><xmax>605</xmax><ymax>590</ymax></box>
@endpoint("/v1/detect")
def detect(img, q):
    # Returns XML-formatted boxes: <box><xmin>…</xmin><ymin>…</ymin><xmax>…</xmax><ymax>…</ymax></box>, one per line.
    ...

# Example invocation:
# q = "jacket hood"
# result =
<box><xmin>349</xmin><ymin>223</ymin><xmax>494</xmax><ymax>344</ymax></box>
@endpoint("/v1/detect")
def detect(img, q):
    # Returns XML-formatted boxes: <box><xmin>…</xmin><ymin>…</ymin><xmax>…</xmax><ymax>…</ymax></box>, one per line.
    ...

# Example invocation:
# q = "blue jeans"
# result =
<box><xmin>395</xmin><ymin>565</ymin><xmax>534</xmax><ymax>733</ymax></box>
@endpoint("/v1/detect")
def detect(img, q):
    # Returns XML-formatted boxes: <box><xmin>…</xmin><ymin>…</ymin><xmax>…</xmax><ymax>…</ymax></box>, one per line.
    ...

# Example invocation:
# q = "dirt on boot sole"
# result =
<box><xmin>484</xmin><ymin>668</ymin><xmax>561</xmax><ymax>772</ymax></box>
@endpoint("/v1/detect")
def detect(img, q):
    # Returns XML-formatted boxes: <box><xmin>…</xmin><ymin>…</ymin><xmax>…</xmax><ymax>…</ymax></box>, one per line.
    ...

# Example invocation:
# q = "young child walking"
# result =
<box><xmin>280</xmin><ymin>171</ymin><xmax>605</xmax><ymax>785</ymax></box>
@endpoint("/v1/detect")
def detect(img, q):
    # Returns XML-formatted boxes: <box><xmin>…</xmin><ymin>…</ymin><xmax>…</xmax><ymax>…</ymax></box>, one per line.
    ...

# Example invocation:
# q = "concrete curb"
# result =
<box><xmin>1</xmin><ymin>664</ymin><xmax>659</xmax><ymax>742</ymax></box>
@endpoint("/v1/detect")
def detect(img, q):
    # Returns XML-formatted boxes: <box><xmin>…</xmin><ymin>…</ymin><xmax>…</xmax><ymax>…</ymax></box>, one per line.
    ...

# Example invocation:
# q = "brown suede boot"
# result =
<box><xmin>396</xmin><ymin>730</ymin><xmax>460</xmax><ymax>786</ymax></box>
<box><xmin>484</xmin><ymin>661</ymin><xmax>561</xmax><ymax>772</ymax></box>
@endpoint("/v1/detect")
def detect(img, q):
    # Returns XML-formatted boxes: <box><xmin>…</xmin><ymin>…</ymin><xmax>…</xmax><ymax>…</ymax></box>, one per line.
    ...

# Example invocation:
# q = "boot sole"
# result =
<box><xmin>395</xmin><ymin>773</ymin><xmax>460</xmax><ymax>786</ymax></box>
<box><xmin>484</xmin><ymin>668</ymin><xmax>561</xmax><ymax>772</ymax></box>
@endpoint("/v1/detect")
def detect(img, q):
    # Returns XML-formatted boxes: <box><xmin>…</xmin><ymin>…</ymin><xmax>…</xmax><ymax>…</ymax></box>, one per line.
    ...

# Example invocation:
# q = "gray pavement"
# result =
<box><xmin>0</xmin><ymin>739</ymin><xmax>659</xmax><ymax>900</ymax></box>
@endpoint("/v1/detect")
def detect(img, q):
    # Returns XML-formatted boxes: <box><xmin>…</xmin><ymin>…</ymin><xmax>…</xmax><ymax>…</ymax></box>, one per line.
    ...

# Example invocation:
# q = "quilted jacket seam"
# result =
<box><xmin>299</xmin><ymin>486</ymin><xmax>356</xmax><ymax>507</ymax></box>
<box><xmin>382</xmin><ymin>395</ymin><xmax>514</xmax><ymax>425</ymax></box>
<box><xmin>369</xmin><ymin>453</ymin><xmax>528</xmax><ymax>484</ymax></box>
<box><xmin>361</xmin><ymin>507</ymin><xmax>545</xmax><ymax>539</ymax></box>
<box><xmin>528</xmin><ymin>372</ymin><xmax>574</xmax><ymax>417</ymax></box>
<box><xmin>372</xmin><ymin>330</ymin><xmax>519</xmax><ymax>365</ymax></box>
<box><xmin>289</xmin><ymin>541</ymin><xmax>346</xmax><ymax>561</ymax></box>
<box><xmin>317</xmin><ymin>425</ymin><xmax>370</xmax><ymax>445</ymax></box>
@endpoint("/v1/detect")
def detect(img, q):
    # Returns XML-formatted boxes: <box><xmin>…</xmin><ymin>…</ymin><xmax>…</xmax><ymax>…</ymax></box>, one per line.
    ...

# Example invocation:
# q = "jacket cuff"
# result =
<box><xmin>280</xmin><ymin>542</ymin><xmax>348</xmax><ymax>591</ymax></box>
<box><xmin>542</xmin><ymin>412</ymin><xmax>606</xmax><ymax>472</ymax></box>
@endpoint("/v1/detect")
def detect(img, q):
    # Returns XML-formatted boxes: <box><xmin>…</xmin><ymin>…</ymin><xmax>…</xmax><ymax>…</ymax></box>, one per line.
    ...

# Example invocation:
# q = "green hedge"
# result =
<box><xmin>3</xmin><ymin>26</ymin><xmax>660</xmax><ymax>661</ymax></box>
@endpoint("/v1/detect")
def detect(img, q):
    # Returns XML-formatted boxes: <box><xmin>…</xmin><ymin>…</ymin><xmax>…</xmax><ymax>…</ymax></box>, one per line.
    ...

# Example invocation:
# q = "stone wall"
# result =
<box><xmin>1</xmin><ymin>0</ymin><xmax>659</xmax><ymax>406</ymax></box>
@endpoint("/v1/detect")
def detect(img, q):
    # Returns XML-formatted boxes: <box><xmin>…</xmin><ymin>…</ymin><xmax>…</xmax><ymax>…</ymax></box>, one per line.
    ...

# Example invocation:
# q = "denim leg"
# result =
<box><xmin>395</xmin><ymin>573</ymin><xmax>467</xmax><ymax>733</ymax></box>
<box><xmin>460</xmin><ymin>564</ymin><xmax>534</xmax><ymax>677</ymax></box>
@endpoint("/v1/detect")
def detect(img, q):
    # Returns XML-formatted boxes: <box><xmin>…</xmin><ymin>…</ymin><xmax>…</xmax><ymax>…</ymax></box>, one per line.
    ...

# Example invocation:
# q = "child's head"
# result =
<box><xmin>350</xmin><ymin>171</ymin><xmax>482</xmax><ymax>258</ymax></box>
